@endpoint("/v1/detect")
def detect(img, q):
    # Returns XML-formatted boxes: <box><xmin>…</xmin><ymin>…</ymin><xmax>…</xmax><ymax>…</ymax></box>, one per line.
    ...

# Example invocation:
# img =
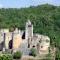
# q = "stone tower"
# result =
<box><xmin>25</xmin><ymin>20</ymin><xmax>33</xmax><ymax>40</ymax></box>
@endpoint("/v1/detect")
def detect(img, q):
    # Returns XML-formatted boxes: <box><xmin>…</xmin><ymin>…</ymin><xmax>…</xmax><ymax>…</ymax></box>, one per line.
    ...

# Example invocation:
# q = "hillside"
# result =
<box><xmin>0</xmin><ymin>4</ymin><xmax>60</xmax><ymax>58</ymax></box>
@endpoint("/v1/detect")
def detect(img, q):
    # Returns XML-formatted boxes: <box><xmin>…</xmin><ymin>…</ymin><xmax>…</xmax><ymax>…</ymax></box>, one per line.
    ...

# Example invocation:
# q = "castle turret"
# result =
<box><xmin>25</xmin><ymin>20</ymin><xmax>33</xmax><ymax>48</ymax></box>
<box><xmin>25</xmin><ymin>20</ymin><xmax>33</xmax><ymax>40</ymax></box>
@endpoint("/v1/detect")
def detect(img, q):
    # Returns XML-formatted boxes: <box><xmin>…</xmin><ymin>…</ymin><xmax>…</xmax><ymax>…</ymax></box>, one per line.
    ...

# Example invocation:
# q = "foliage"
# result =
<box><xmin>29</xmin><ymin>48</ymin><xmax>37</xmax><ymax>57</ymax></box>
<box><xmin>13</xmin><ymin>51</ymin><xmax>22</xmax><ymax>59</ymax></box>
<box><xmin>55</xmin><ymin>48</ymin><xmax>60</xmax><ymax>60</ymax></box>
<box><xmin>0</xmin><ymin>54</ymin><xmax>13</xmax><ymax>60</ymax></box>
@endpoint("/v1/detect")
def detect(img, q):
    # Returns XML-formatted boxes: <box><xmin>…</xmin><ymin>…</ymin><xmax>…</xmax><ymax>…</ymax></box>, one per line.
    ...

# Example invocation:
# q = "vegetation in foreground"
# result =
<box><xmin>0</xmin><ymin>51</ymin><xmax>22</xmax><ymax>60</ymax></box>
<box><xmin>29</xmin><ymin>48</ymin><xmax>37</xmax><ymax>57</ymax></box>
<box><xmin>13</xmin><ymin>51</ymin><xmax>22</xmax><ymax>59</ymax></box>
<box><xmin>0</xmin><ymin>54</ymin><xmax>13</xmax><ymax>60</ymax></box>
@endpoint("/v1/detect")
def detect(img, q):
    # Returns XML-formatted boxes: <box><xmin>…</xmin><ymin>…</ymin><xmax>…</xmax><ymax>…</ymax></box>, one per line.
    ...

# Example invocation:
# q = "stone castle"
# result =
<box><xmin>0</xmin><ymin>20</ymin><xmax>50</xmax><ymax>55</ymax></box>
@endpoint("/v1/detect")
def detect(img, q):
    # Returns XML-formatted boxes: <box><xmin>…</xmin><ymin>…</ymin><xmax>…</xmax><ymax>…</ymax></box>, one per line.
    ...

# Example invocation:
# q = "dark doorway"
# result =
<box><xmin>9</xmin><ymin>40</ymin><xmax>13</xmax><ymax>49</ymax></box>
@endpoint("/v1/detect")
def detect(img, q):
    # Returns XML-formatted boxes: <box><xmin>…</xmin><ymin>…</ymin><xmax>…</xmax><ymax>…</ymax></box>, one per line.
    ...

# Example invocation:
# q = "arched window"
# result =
<box><xmin>9</xmin><ymin>40</ymin><xmax>13</xmax><ymax>49</ymax></box>
<box><xmin>22</xmin><ymin>32</ymin><xmax>25</xmax><ymax>39</ymax></box>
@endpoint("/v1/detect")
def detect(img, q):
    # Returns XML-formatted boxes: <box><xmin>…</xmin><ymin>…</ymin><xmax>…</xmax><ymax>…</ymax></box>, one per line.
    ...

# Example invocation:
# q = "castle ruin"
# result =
<box><xmin>0</xmin><ymin>20</ymin><xmax>50</xmax><ymax>55</ymax></box>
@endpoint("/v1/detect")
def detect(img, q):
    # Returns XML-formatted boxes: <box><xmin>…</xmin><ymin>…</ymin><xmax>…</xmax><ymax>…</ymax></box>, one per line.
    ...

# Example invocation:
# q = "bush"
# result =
<box><xmin>13</xmin><ymin>51</ymin><xmax>22</xmax><ymax>59</ymax></box>
<box><xmin>0</xmin><ymin>56</ymin><xmax>2</xmax><ymax>60</ymax></box>
<box><xmin>0</xmin><ymin>54</ymin><xmax>13</xmax><ymax>60</ymax></box>
<box><xmin>29</xmin><ymin>48</ymin><xmax>37</xmax><ymax>57</ymax></box>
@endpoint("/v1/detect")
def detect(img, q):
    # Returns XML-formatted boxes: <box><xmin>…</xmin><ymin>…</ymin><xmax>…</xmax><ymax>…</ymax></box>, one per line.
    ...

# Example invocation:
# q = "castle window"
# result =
<box><xmin>33</xmin><ymin>45</ymin><xmax>35</xmax><ymax>47</ymax></box>
<box><xmin>28</xmin><ymin>44</ymin><xmax>30</xmax><ymax>48</ymax></box>
<box><xmin>41</xmin><ymin>46</ymin><xmax>43</xmax><ymax>48</ymax></box>
<box><xmin>39</xmin><ymin>40</ymin><xmax>41</xmax><ymax>43</ymax></box>
<box><xmin>9</xmin><ymin>40</ymin><xmax>13</xmax><ymax>49</ymax></box>
<box><xmin>28</xmin><ymin>25</ymin><xmax>32</xmax><ymax>27</ymax></box>
<box><xmin>22</xmin><ymin>32</ymin><xmax>25</xmax><ymax>39</ymax></box>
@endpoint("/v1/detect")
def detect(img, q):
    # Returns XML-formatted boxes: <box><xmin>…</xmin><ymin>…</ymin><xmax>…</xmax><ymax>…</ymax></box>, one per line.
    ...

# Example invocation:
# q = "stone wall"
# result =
<box><xmin>13</xmin><ymin>34</ymin><xmax>22</xmax><ymax>52</ymax></box>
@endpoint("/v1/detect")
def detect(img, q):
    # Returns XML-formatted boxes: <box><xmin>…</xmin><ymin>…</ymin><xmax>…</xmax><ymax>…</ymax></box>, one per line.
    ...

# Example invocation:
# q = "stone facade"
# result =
<box><xmin>0</xmin><ymin>28</ymin><xmax>22</xmax><ymax>52</ymax></box>
<box><xmin>5</xmin><ymin>32</ymin><xmax>12</xmax><ymax>49</ymax></box>
<box><xmin>13</xmin><ymin>33</ymin><xmax>22</xmax><ymax>52</ymax></box>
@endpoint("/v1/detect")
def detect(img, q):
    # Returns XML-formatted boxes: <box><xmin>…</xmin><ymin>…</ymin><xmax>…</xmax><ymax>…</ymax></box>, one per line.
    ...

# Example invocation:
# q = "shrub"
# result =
<box><xmin>0</xmin><ymin>56</ymin><xmax>2</xmax><ymax>60</ymax></box>
<box><xmin>0</xmin><ymin>54</ymin><xmax>13</xmax><ymax>60</ymax></box>
<box><xmin>13</xmin><ymin>51</ymin><xmax>22</xmax><ymax>59</ymax></box>
<box><xmin>29</xmin><ymin>48</ymin><xmax>37</xmax><ymax>57</ymax></box>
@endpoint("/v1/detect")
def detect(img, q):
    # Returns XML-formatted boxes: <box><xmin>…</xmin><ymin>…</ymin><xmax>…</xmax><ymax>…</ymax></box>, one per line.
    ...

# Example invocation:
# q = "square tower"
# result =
<box><xmin>25</xmin><ymin>20</ymin><xmax>33</xmax><ymax>40</ymax></box>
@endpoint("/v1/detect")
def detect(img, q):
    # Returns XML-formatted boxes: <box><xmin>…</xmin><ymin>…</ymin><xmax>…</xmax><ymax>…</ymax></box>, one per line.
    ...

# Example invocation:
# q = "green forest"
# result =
<box><xmin>0</xmin><ymin>4</ymin><xmax>60</xmax><ymax>59</ymax></box>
